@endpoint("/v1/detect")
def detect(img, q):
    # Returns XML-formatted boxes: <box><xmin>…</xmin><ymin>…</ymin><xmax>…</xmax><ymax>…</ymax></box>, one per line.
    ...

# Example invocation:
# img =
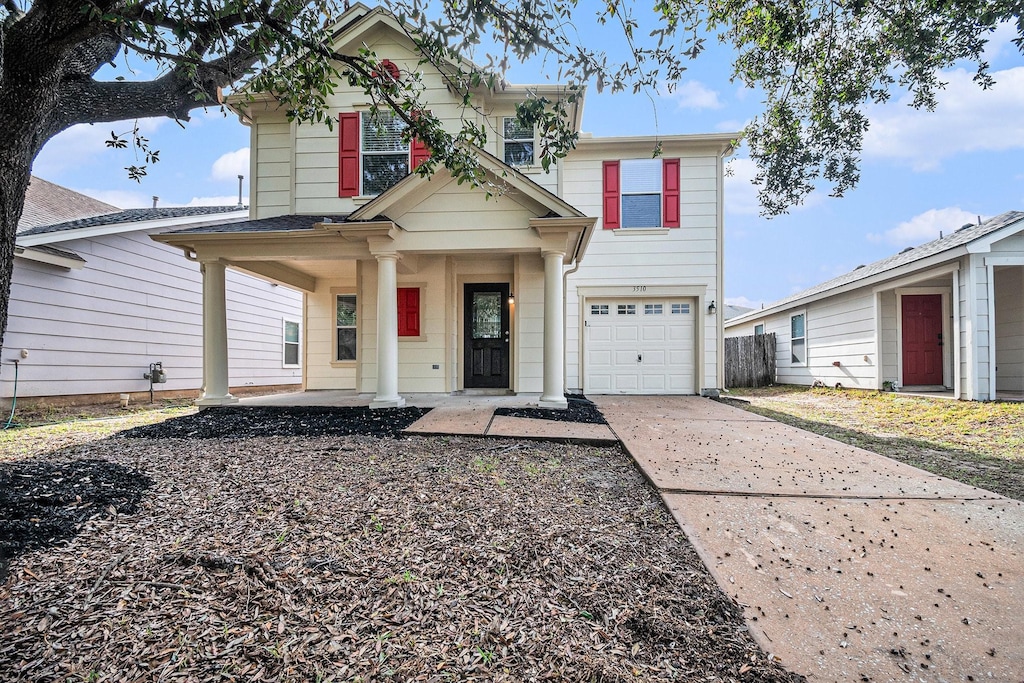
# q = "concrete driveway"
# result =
<box><xmin>595</xmin><ymin>395</ymin><xmax>1024</xmax><ymax>682</ymax></box>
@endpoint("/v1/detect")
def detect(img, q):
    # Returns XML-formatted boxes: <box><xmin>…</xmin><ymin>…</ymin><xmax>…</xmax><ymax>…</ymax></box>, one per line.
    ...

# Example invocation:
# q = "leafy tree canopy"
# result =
<box><xmin>0</xmin><ymin>0</ymin><xmax>1021</xmax><ymax>345</ymax></box>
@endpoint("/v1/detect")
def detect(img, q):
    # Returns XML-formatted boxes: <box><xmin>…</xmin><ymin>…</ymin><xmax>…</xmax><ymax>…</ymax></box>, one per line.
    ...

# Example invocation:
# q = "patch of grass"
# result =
<box><xmin>727</xmin><ymin>386</ymin><xmax>1024</xmax><ymax>500</ymax></box>
<box><xmin>0</xmin><ymin>405</ymin><xmax>196</xmax><ymax>460</ymax></box>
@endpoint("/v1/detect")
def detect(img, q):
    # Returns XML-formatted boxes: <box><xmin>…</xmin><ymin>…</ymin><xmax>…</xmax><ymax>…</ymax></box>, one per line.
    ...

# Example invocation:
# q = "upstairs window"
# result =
<box><xmin>338</xmin><ymin>106</ymin><xmax>431</xmax><ymax>198</ymax></box>
<box><xmin>503</xmin><ymin>117</ymin><xmax>534</xmax><ymax>166</ymax></box>
<box><xmin>602</xmin><ymin>158</ymin><xmax>680</xmax><ymax>229</ymax></box>
<box><xmin>362</xmin><ymin>112</ymin><xmax>409</xmax><ymax>196</ymax></box>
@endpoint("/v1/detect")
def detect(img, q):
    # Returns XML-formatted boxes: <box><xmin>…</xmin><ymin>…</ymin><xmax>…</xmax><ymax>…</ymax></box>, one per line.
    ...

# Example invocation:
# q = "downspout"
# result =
<box><xmin>561</xmin><ymin>226</ymin><xmax>590</xmax><ymax>394</ymax></box>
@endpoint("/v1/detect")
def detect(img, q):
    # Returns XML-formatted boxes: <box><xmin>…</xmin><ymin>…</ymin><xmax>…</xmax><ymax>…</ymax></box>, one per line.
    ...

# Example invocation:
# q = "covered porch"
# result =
<box><xmin>155</xmin><ymin>162</ymin><xmax>595</xmax><ymax>410</ymax></box>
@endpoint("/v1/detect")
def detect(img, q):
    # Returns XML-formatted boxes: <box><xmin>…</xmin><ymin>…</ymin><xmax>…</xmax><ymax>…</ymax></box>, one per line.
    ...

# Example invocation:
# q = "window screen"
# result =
<box><xmin>620</xmin><ymin>159</ymin><xmax>662</xmax><ymax>228</ymax></box>
<box><xmin>362</xmin><ymin>112</ymin><xmax>409</xmax><ymax>195</ymax></box>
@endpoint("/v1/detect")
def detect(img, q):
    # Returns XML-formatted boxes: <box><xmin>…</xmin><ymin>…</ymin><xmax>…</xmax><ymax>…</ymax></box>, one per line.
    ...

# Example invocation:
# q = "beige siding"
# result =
<box><xmin>253</xmin><ymin>118</ymin><xmax>293</xmax><ymax>218</ymax></box>
<box><xmin>513</xmin><ymin>255</ymin><xmax>545</xmax><ymax>393</ymax></box>
<box><xmin>305</xmin><ymin>263</ymin><xmax>359</xmax><ymax>391</ymax></box>
<box><xmin>563</xmin><ymin>154</ymin><xmax>721</xmax><ymax>392</ymax></box>
<box><xmin>1</xmin><ymin>230</ymin><xmax>303</xmax><ymax>399</ymax></box>
<box><xmin>972</xmin><ymin>255</ymin><xmax>992</xmax><ymax>397</ymax></box>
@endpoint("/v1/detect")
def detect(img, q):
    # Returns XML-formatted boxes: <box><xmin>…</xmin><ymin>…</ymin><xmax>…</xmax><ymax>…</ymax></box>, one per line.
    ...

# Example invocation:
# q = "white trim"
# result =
<box><xmin>952</xmin><ymin>268</ymin><xmax>961</xmax><ymax>400</ymax></box>
<box><xmin>965</xmin><ymin>217</ymin><xmax>1024</xmax><ymax>253</ymax></box>
<box><xmin>966</xmin><ymin>256</ymin><xmax>980</xmax><ymax>400</ymax></box>
<box><xmin>18</xmin><ymin>210</ymin><xmax>250</xmax><ymax>247</ymax></box>
<box><xmin>14</xmin><ymin>246</ymin><xmax>85</xmax><ymax>270</ymax></box>
<box><xmin>873</xmin><ymin>292</ymin><xmax>882</xmax><ymax>389</ymax></box>
<box><xmin>987</xmin><ymin>263</ymin><xmax>997</xmax><ymax>401</ymax></box>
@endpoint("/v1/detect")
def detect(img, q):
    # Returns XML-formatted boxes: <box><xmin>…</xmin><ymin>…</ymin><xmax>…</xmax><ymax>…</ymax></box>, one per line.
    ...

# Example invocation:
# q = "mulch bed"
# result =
<box><xmin>0</xmin><ymin>429</ymin><xmax>802</xmax><ymax>682</ymax></box>
<box><xmin>122</xmin><ymin>406</ymin><xmax>431</xmax><ymax>439</ymax></box>
<box><xmin>494</xmin><ymin>394</ymin><xmax>608</xmax><ymax>424</ymax></box>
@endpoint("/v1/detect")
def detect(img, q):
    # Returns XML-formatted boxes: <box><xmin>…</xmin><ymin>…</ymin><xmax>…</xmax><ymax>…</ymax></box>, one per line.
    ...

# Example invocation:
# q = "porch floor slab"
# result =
<box><xmin>485</xmin><ymin>415</ymin><xmax>617</xmax><ymax>443</ymax></box>
<box><xmin>403</xmin><ymin>405</ymin><xmax>494</xmax><ymax>436</ymax></box>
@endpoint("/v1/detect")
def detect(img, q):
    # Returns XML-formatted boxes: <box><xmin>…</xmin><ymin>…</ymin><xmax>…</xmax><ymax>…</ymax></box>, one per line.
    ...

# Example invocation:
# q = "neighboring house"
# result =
<box><xmin>724</xmin><ymin>304</ymin><xmax>753</xmax><ymax>321</ymax></box>
<box><xmin>0</xmin><ymin>177</ymin><xmax>304</xmax><ymax>405</ymax></box>
<box><xmin>725</xmin><ymin>211</ymin><xmax>1024</xmax><ymax>401</ymax></box>
<box><xmin>155</xmin><ymin>3</ymin><xmax>735</xmax><ymax>408</ymax></box>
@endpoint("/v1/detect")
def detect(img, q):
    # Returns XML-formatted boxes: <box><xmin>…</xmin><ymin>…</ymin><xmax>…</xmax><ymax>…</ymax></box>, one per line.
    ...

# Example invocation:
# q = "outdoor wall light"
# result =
<box><xmin>707</xmin><ymin>300</ymin><xmax>717</xmax><ymax>315</ymax></box>
<box><xmin>508</xmin><ymin>291</ymin><xmax>515</xmax><ymax>305</ymax></box>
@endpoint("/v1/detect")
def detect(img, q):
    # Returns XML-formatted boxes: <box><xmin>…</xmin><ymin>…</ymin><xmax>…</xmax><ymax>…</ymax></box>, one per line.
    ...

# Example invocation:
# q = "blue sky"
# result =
<box><xmin>31</xmin><ymin>16</ymin><xmax>1023</xmax><ymax>309</ymax></box>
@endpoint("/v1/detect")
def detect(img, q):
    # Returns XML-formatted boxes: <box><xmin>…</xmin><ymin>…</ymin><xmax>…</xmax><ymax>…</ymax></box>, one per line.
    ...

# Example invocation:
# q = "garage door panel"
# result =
<box><xmin>613</xmin><ymin>326</ymin><xmax>639</xmax><ymax>343</ymax></box>
<box><xmin>585</xmin><ymin>297</ymin><xmax>697</xmax><ymax>395</ymax></box>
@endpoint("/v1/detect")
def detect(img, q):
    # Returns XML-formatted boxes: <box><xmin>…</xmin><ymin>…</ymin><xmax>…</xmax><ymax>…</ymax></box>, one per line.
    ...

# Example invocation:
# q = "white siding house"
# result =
<box><xmin>1</xmin><ymin>179</ymin><xmax>303</xmax><ymax>405</ymax></box>
<box><xmin>725</xmin><ymin>212</ymin><xmax>1024</xmax><ymax>401</ymax></box>
<box><xmin>155</xmin><ymin>3</ymin><xmax>734</xmax><ymax>408</ymax></box>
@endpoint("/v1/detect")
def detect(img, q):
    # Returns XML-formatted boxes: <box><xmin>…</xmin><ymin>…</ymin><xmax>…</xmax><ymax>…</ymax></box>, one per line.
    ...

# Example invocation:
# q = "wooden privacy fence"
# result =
<box><xmin>725</xmin><ymin>333</ymin><xmax>776</xmax><ymax>388</ymax></box>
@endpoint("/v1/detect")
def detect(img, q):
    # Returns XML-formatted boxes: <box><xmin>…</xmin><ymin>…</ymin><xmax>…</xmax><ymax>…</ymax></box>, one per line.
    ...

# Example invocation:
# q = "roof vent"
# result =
<box><xmin>957</xmin><ymin>223</ymin><xmax>973</xmax><ymax>232</ymax></box>
<box><xmin>900</xmin><ymin>246</ymin><xmax>914</xmax><ymax>253</ymax></box>
<box><xmin>854</xmin><ymin>264</ymin><xmax>865</xmax><ymax>270</ymax></box>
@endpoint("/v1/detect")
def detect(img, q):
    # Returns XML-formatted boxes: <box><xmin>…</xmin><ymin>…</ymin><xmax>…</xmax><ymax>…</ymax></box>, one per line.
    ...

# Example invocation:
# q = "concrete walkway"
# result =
<box><xmin>595</xmin><ymin>395</ymin><xmax>1024</xmax><ymax>682</ymax></box>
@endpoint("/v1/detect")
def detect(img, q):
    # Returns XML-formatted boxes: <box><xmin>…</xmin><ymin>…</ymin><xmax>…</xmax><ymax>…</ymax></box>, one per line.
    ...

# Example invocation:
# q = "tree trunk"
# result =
<box><xmin>0</xmin><ymin>150</ymin><xmax>33</xmax><ymax>357</ymax></box>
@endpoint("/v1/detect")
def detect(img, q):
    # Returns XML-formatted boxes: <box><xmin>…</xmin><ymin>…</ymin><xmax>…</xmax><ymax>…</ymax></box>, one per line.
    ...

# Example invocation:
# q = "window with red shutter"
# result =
<box><xmin>338</xmin><ymin>112</ymin><xmax>360</xmax><ymax>198</ymax></box>
<box><xmin>397</xmin><ymin>287</ymin><xmax>420</xmax><ymax>337</ymax></box>
<box><xmin>604</xmin><ymin>158</ymin><xmax>682</xmax><ymax>229</ymax></box>
<box><xmin>662</xmin><ymin>158</ymin><xmax>680</xmax><ymax>228</ymax></box>
<box><xmin>411</xmin><ymin>138</ymin><xmax>431</xmax><ymax>171</ymax></box>
<box><xmin>602</xmin><ymin>160</ymin><xmax>620</xmax><ymax>229</ymax></box>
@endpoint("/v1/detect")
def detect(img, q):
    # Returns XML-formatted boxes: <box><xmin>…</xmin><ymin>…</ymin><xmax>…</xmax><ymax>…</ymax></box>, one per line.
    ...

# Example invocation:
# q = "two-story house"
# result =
<box><xmin>155</xmin><ymin>3</ymin><xmax>735</xmax><ymax>408</ymax></box>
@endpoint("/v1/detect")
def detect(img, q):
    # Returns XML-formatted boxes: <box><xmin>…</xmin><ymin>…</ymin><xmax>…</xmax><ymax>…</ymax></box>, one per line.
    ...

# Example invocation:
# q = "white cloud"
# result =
<box><xmin>867</xmin><ymin>207</ymin><xmax>983</xmax><ymax>246</ymax></box>
<box><xmin>72</xmin><ymin>188</ymin><xmax>152</xmax><ymax>209</ymax></box>
<box><xmin>187</xmin><ymin>195</ymin><xmax>248</xmax><ymax>206</ymax></box>
<box><xmin>211</xmin><ymin>147</ymin><xmax>250</xmax><ymax>181</ymax></box>
<box><xmin>864</xmin><ymin>66</ymin><xmax>1024</xmax><ymax>170</ymax></box>
<box><xmin>663</xmin><ymin>80</ymin><xmax>723</xmax><ymax>110</ymax></box>
<box><xmin>725</xmin><ymin>296</ymin><xmax>763</xmax><ymax>309</ymax></box>
<box><xmin>724</xmin><ymin>157</ymin><xmax>824</xmax><ymax>216</ymax></box>
<box><xmin>32</xmin><ymin>120</ymin><xmax>166</xmax><ymax>177</ymax></box>
<box><xmin>724</xmin><ymin>158</ymin><xmax>761</xmax><ymax>215</ymax></box>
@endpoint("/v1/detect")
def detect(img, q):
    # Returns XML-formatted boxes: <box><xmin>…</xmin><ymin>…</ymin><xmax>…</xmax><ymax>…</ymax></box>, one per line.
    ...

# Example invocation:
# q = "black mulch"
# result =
<box><xmin>0</xmin><ymin>459</ymin><xmax>152</xmax><ymax>581</ymax></box>
<box><xmin>494</xmin><ymin>394</ymin><xmax>607</xmax><ymax>424</ymax></box>
<box><xmin>121</xmin><ymin>406</ymin><xmax>431</xmax><ymax>440</ymax></box>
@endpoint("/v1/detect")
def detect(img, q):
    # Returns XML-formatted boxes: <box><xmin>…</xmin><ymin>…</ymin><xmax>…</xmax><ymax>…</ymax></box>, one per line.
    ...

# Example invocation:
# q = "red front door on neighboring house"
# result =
<box><xmin>902</xmin><ymin>294</ymin><xmax>944</xmax><ymax>386</ymax></box>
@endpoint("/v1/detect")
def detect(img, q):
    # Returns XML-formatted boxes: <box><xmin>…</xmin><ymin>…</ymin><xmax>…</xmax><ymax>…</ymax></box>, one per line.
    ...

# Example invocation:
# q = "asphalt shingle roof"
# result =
<box><xmin>17</xmin><ymin>177</ymin><xmax>120</xmax><ymax>234</ymax></box>
<box><xmin>19</xmin><ymin>205</ymin><xmax>246</xmax><ymax>237</ymax></box>
<box><xmin>164</xmin><ymin>214</ymin><xmax>351</xmax><ymax>235</ymax></box>
<box><xmin>734</xmin><ymin>210</ymin><xmax>1024</xmax><ymax>322</ymax></box>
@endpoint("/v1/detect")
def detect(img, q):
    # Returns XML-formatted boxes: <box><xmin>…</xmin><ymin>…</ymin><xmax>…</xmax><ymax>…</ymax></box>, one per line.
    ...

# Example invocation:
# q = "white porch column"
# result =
<box><xmin>371</xmin><ymin>254</ymin><xmax>406</xmax><ymax>408</ymax></box>
<box><xmin>197</xmin><ymin>260</ymin><xmax>237</xmax><ymax>406</ymax></box>
<box><xmin>539</xmin><ymin>249</ymin><xmax>568</xmax><ymax>409</ymax></box>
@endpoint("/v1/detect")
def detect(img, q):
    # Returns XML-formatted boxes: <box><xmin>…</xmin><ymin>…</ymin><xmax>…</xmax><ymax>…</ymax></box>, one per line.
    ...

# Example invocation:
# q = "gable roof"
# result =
<box><xmin>18</xmin><ymin>177</ymin><xmax>120</xmax><ymax>234</ymax></box>
<box><xmin>728</xmin><ymin>210</ymin><xmax>1024</xmax><ymax>326</ymax></box>
<box><xmin>348</xmin><ymin>146</ymin><xmax>586</xmax><ymax>222</ymax></box>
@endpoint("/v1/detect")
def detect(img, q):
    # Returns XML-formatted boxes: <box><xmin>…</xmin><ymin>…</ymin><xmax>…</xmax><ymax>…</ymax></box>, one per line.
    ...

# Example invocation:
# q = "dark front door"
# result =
<box><xmin>464</xmin><ymin>283</ymin><xmax>510</xmax><ymax>388</ymax></box>
<box><xmin>902</xmin><ymin>294</ymin><xmax>944</xmax><ymax>386</ymax></box>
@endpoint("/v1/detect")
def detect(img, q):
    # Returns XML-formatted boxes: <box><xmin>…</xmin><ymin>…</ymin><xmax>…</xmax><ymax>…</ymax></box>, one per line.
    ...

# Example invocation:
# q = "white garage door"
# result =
<box><xmin>584</xmin><ymin>298</ymin><xmax>696</xmax><ymax>394</ymax></box>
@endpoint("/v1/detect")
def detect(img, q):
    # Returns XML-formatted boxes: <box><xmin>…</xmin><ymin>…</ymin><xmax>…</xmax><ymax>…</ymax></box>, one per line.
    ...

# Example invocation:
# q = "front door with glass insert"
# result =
<box><xmin>464</xmin><ymin>283</ymin><xmax>510</xmax><ymax>388</ymax></box>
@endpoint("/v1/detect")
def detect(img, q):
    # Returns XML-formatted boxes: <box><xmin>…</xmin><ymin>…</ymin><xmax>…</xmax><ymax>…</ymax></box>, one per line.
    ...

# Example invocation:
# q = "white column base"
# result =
<box><xmin>538</xmin><ymin>396</ymin><xmax>568</xmax><ymax>410</ymax></box>
<box><xmin>196</xmin><ymin>394</ymin><xmax>239</xmax><ymax>407</ymax></box>
<box><xmin>370</xmin><ymin>396</ymin><xmax>407</xmax><ymax>409</ymax></box>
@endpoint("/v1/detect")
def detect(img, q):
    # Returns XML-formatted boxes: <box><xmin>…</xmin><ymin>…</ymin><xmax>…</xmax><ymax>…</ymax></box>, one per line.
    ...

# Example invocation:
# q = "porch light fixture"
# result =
<box><xmin>508</xmin><ymin>291</ymin><xmax>515</xmax><ymax>305</ymax></box>
<box><xmin>707</xmin><ymin>300</ymin><xmax>717</xmax><ymax>315</ymax></box>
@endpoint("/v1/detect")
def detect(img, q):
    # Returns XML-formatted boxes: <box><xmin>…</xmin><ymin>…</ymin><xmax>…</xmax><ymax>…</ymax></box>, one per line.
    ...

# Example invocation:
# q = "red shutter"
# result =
<box><xmin>398</xmin><ymin>287</ymin><xmax>420</xmax><ymax>337</ymax></box>
<box><xmin>662</xmin><ymin>158</ymin><xmax>680</xmax><ymax>228</ymax></box>
<box><xmin>338</xmin><ymin>112</ymin><xmax>360</xmax><ymax>197</ymax></box>
<box><xmin>411</xmin><ymin>138</ymin><xmax>431</xmax><ymax>171</ymax></box>
<box><xmin>602</xmin><ymin>160</ymin><xmax>620</xmax><ymax>229</ymax></box>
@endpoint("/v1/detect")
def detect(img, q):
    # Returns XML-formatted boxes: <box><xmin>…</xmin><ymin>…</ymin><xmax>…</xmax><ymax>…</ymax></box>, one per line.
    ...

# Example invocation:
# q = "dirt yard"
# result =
<box><xmin>725</xmin><ymin>386</ymin><xmax>1024</xmax><ymax>502</ymax></box>
<box><xmin>0</xmin><ymin>407</ymin><xmax>801</xmax><ymax>682</ymax></box>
